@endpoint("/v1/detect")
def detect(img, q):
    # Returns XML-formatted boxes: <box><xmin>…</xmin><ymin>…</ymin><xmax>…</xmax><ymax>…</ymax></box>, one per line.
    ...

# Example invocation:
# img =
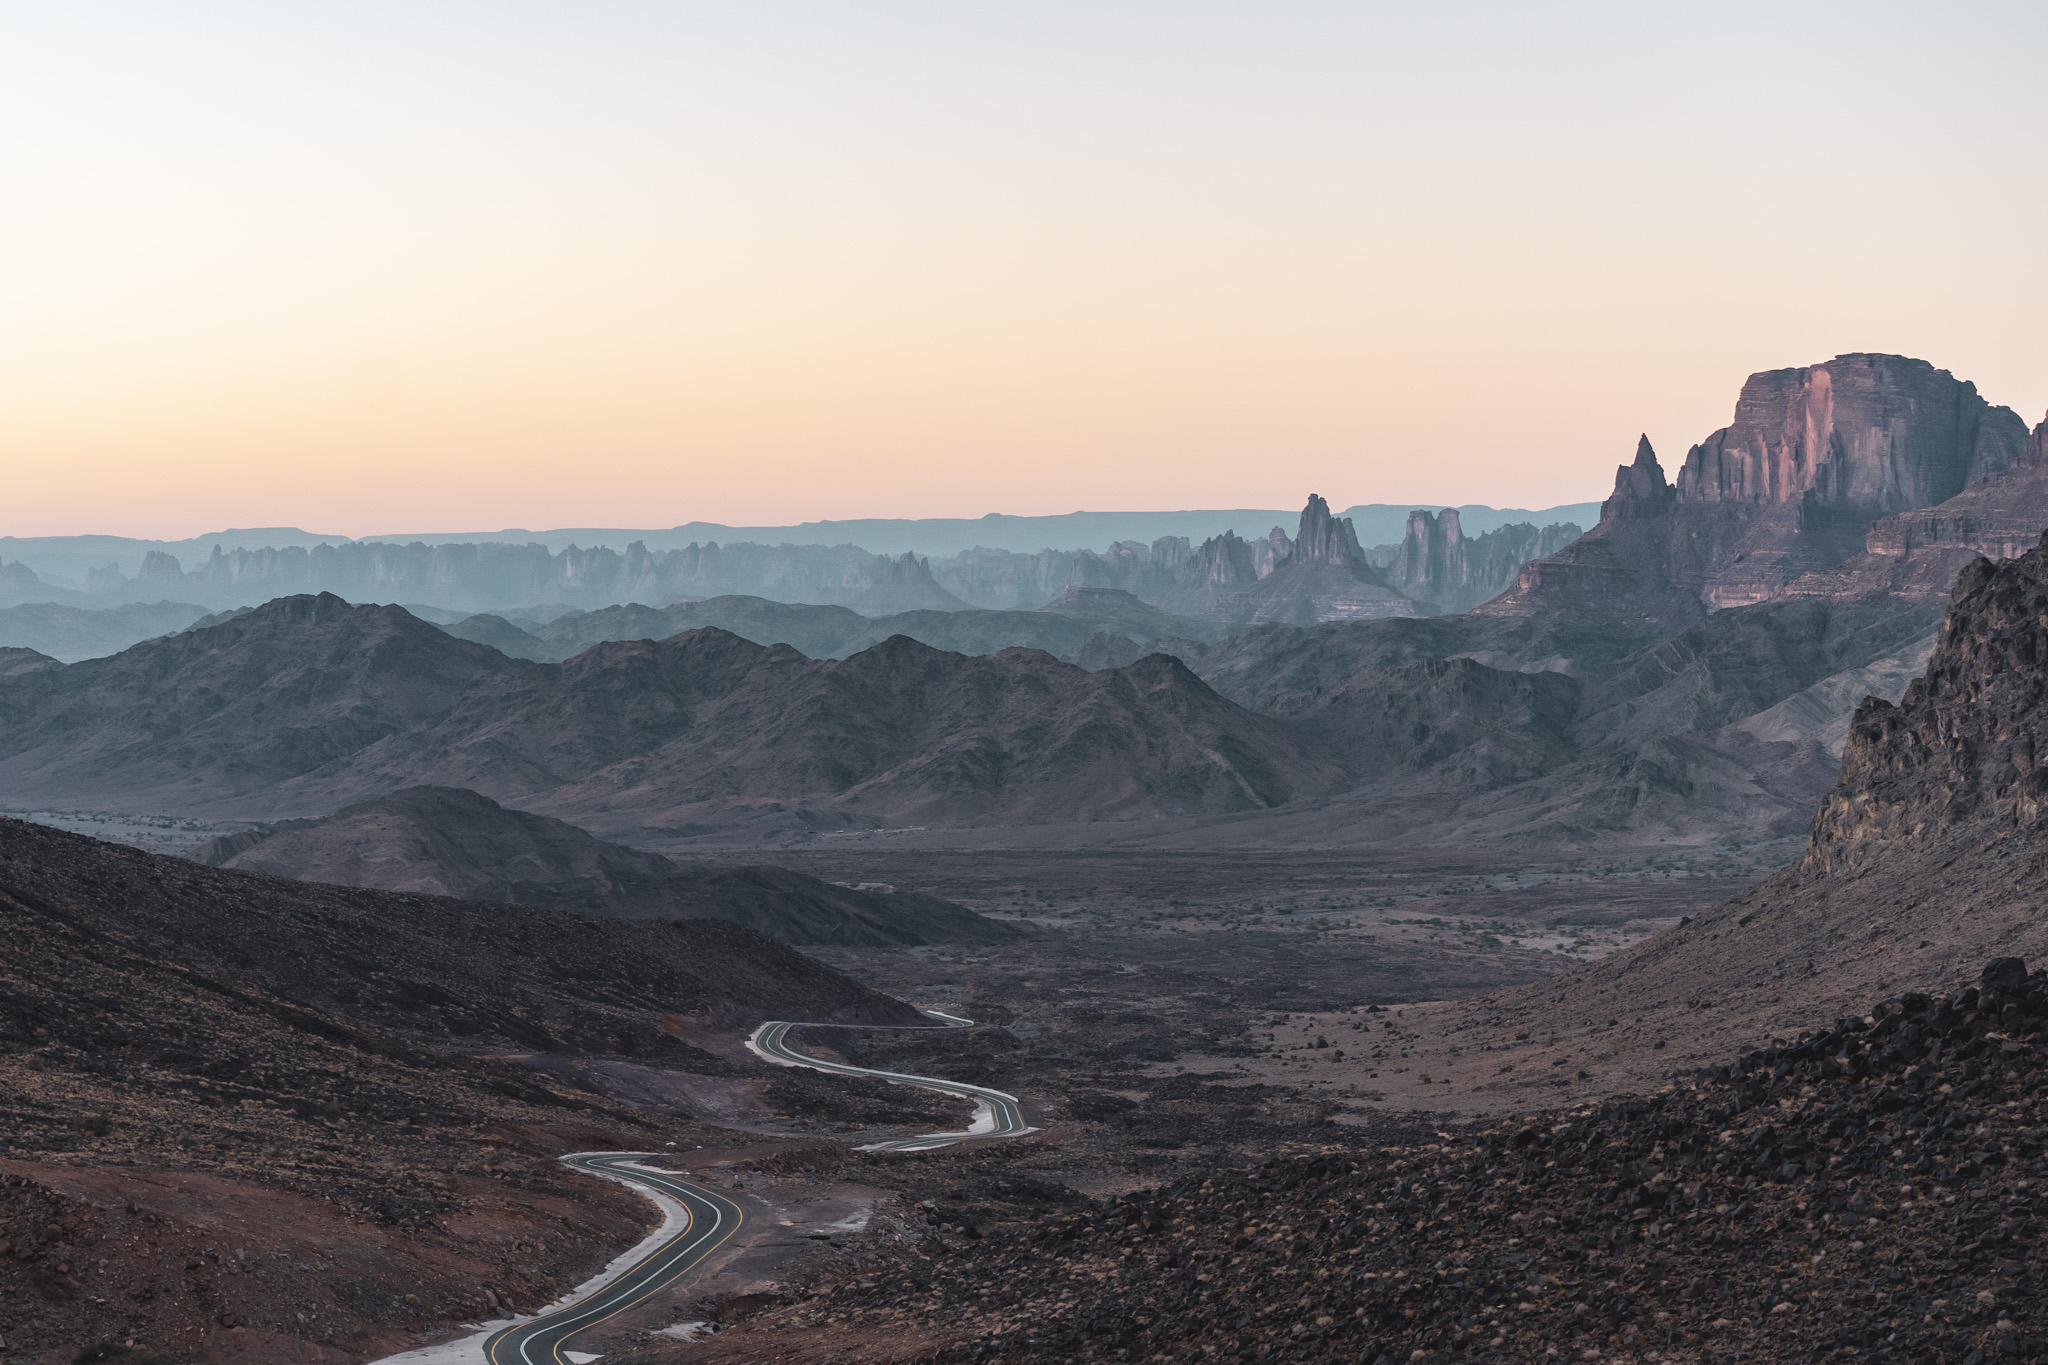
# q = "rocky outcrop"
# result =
<box><xmin>1387</xmin><ymin>509</ymin><xmax>1583</xmax><ymax>613</ymax></box>
<box><xmin>1807</xmin><ymin>533</ymin><xmax>2048</xmax><ymax>874</ymax></box>
<box><xmin>1150</xmin><ymin>530</ymin><xmax>1261</xmax><ymax>618</ymax></box>
<box><xmin>200</xmin><ymin>785</ymin><xmax>1014</xmax><ymax>946</ymax></box>
<box><xmin>844</xmin><ymin>551</ymin><xmax>972</xmax><ymax>614</ymax></box>
<box><xmin>1485</xmin><ymin>355</ymin><xmax>2033</xmax><ymax>623</ymax></box>
<box><xmin>1221</xmin><ymin>496</ymin><xmax>1418</xmax><ymax>626</ymax></box>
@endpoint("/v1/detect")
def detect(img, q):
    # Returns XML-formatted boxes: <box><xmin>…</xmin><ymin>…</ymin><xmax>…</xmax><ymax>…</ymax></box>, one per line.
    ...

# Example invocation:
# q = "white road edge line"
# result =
<box><xmin>365</xmin><ymin>1153</ymin><xmax>689</xmax><ymax>1365</ymax></box>
<box><xmin>745</xmin><ymin>1015</ymin><xmax>1036</xmax><ymax>1150</ymax></box>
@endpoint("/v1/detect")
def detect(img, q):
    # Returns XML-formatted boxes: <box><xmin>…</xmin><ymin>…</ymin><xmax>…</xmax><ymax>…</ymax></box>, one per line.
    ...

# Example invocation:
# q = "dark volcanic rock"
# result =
<box><xmin>1808</xmin><ymin>530</ymin><xmax>2048</xmax><ymax>873</ymax></box>
<box><xmin>791</xmin><ymin>962</ymin><xmax>2048</xmax><ymax>1365</ymax></box>
<box><xmin>1486</xmin><ymin>356</ymin><xmax>2033</xmax><ymax>626</ymax></box>
<box><xmin>200</xmin><ymin>785</ymin><xmax>1015</xmax><ymax>946</ymax></box>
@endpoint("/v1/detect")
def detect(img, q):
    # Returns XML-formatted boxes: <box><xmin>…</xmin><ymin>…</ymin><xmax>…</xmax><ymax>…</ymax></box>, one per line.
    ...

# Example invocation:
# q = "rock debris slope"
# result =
<box><xmin>201</xmin><ymin>785</ymin><xmax>1015</xmax><ymax>946</ymax></box>
<box><xmin>786</xmin><ymin>960</ymin><xmax>2048</xmax><ymax>1365</ymax></box>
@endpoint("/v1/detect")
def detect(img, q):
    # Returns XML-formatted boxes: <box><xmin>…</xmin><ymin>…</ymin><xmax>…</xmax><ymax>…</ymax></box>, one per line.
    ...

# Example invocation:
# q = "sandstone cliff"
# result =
<box><xmin>1483</xmin><ymin>355</ymin><xmax>2032</xmax><ymax>623</ymax></box>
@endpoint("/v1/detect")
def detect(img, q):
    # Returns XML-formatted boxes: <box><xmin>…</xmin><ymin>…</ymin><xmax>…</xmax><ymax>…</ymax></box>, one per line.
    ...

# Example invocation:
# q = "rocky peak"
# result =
<box><xmin>1675</xmin><ymin>353</ymin><xmax>2029</xmax><ymax>515</ymax></box>
<box><xmin>1603</xmin><ymin>436</ymin><xmax>1676</xmax><ymax>522</ymax></box>
<box><xmin>1291</xmin><ymin>494</ymin><xmax>1369</xmax><ymax>569</ymax></box>
<box><xmin>136</xmin><ymin>550</ymin><xmax>185</xmax><ymax>583</ymax></box>
<box><xmin>1256</xmin><ymin>528</ymin><xmax>1292</xmax><ymax>578</ymax></box>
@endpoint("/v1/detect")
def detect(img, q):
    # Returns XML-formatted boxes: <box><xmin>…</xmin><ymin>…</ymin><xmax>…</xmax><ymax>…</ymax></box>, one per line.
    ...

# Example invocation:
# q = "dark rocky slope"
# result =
<box><xmin>0</xmin><ymin>816</ymin><xmax>920</xmax><ymax>1358</ymax></box>
<box><xmin>200</xmin><ymin>785</ymin><xmax>1015</xmax><ymax>946</ymax></box>
<box><xmin>762</xmin><ymin>961</ymin><xmax>2048</xmax><ymax>1365</ymax></box>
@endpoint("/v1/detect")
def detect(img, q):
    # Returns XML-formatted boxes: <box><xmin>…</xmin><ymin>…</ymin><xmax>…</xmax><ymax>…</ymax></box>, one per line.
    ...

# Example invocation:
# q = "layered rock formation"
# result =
<box><xmin>1778</xmin><ymin>411</ymin><xmax>2048</xmax><ymax>605</ymax></box>
<box><xmin>1386</xmin><ymin>509</ymin><xmax>1583</xmax><ymax>613</ymax></box>
<box><xmin>1484</xmin><ymin>355</ymin><xmax>2032</xmax><ymax>624</ymax></box>
<box><xmin>199</xmin><ymin>785</ymin><xmax>1013</xmax><ymax>946</ymax></box>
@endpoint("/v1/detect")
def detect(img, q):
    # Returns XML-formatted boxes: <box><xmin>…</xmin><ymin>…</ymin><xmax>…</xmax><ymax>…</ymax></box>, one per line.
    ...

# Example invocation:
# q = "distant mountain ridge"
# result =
<box><xmin>0</xmin><ymin>593</ymin><xmax>1347</xmax><ymax>837</ymax></box>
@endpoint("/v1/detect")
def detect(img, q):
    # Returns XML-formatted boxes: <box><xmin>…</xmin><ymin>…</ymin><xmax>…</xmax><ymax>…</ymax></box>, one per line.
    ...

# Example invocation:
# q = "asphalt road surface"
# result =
<box><xmin>749</xmin><ymin>1010</ymin><xmax>1033</xmax><ymax>1151</ymax></box>
<box><xmin>482</xmin><ymin>1152</ymin><xmax>744</xmax><ymax>1364</ymax></box>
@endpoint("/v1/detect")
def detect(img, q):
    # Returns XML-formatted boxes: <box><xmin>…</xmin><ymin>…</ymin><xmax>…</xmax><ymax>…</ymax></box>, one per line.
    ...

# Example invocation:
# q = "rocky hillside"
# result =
<box><xmin>201</xmin><ymin>785</ymin><xmax>1016</xmax><ymax>946</ymax></box>
<box><xmin>0</xmin><ymin>816</ymin><xmax>921</xmax><ymax>1358</ymax></box>
<box><xmin>1351</xmin><ymin>535</ymin><xmax>2048</xmax><ymax>1114</ymax></box>
<box><xmin>1807</xmin><ymin>531</ymin><xmax>2048</xmax><ymax>873</ymax></box>
<box><xmin>0</xmin><ymin>595</ymin><xmax>1346</xmax><ymax>834</ymax></box>
<box><xmin>760</xmin><ymin>959</ymin><xmax>2048</xmax><ymax>1365</ymax></box>
<box><xmin>1486</xmin><ymin>355</ymin><xmax>2033</xmax><ymax>626</ymax></box>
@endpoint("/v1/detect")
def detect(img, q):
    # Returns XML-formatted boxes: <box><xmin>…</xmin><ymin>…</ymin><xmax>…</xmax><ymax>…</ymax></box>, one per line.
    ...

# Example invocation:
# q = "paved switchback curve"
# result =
<box><xmin>480</xmin><ymin>1153</ymin><xmax>743</xmax><ymax>1364</ymax></box>
<box><xmin>749</xmin><ymin>1009</ymin><xmax>1034</xmax><ymax>1152</ymax></box>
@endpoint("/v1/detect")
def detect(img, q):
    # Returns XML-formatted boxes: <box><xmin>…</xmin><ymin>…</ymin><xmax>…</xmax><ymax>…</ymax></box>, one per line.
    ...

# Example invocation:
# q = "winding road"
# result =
<box><xmin>449</xmin><ymin>1013</ymin><xmax>1027</xmax><ymax>1361</ymax></box>
<box><xmin>481</xmin><ymin>1153</ymin><xmax>744</xmax><ymax>1364</ymax></box>
<box><xmin>748</xmin><ymin>1009</ymin><xmax>1034</xmax><ymax>1151</ymax></box>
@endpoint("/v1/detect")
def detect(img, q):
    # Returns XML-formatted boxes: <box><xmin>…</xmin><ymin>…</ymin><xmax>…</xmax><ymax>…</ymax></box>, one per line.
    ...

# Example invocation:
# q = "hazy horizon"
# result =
<box><xmin>7</xmin><ymin>4</ymin><xmax>2046</xmax><ymax>540</ymax></box>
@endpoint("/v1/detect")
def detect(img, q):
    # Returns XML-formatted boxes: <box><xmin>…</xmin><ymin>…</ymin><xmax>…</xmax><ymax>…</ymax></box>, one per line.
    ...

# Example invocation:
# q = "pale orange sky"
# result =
<box><xmin>4</xmin><ymin>4</ymin><xmax>2045</xmax><ymax>539</ymax></box>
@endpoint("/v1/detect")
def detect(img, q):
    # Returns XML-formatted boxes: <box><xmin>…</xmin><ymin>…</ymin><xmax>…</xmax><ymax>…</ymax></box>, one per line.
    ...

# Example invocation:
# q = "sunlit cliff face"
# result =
<box><xmin>3</xmin><ymin>7</ymin><xmax>2045</xmax><ymax>538</ymax></box>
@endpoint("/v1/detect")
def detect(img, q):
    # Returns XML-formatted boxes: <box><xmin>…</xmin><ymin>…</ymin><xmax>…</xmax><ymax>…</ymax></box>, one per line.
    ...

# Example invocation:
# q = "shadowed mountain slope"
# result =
<box><xmin>200</xmin><ymin>785</ymin><xmax>1014</xmax><ymax>946</ymax></box>
<box><xmin>0</xmin><ymin>595</ymin><xmax>1345</xmax><ymax>834</ymax></box>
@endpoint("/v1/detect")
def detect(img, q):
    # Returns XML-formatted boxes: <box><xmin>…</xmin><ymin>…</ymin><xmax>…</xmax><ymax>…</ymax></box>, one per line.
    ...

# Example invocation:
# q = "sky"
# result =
<box><xmin>4</xmin><ymin>3</ymin><xmax>2046</xmax><ymax>539</ymax></box>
